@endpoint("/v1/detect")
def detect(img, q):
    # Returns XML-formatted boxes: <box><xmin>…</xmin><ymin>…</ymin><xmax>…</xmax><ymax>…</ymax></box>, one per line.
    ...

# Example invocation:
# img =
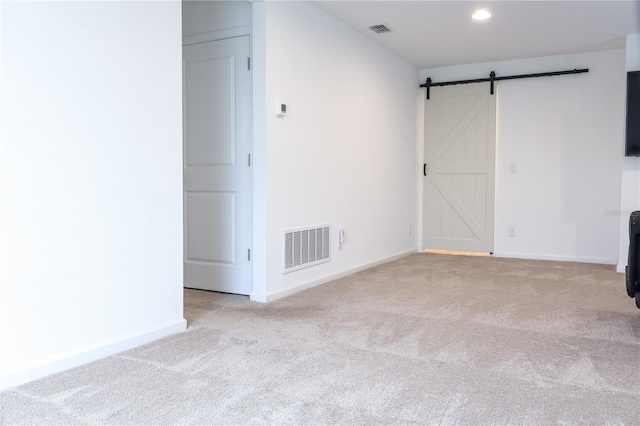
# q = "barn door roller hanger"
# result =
<box><xmin>421</xmin><ymin>68</ymin><xmax>589</xmax><ymax>100</ymax></box>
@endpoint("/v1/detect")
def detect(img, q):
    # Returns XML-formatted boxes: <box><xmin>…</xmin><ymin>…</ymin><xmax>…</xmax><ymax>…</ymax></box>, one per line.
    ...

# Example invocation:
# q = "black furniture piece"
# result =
<box><xmin>625</xmin><ymin>71</ymin><xmax>640</xmax><ymax>156</ymax></box>
<box><xmin>626</xmin><ymin>211</ymin><xmax>640</xmax><ymax>308</ymax></box>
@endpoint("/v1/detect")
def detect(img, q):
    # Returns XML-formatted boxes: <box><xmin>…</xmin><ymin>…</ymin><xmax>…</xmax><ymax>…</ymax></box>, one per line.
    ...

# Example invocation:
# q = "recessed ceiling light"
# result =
<box><xmin>472</xmin><ymin>10</ymin><xmax>491</xmax><ymax>20</ymax></box>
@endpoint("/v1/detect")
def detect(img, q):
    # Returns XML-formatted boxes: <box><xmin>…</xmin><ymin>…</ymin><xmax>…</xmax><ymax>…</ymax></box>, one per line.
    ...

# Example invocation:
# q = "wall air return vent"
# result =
<box><xmin>284</xmin><ymin>225</ymin><xmax>330</xmax><ymax>273</ymax></box>
<box><xmin>369</xmin><ymin>24</ymin><xmax>392</xmax><ymax>34</ymax></box>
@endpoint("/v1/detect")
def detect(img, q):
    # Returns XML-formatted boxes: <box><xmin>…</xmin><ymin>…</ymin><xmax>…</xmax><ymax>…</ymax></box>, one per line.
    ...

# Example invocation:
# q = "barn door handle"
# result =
<box><xmin>423</xmin><ymin>163</ymin><xmax>427</xmax><ymax>176</ymax></box>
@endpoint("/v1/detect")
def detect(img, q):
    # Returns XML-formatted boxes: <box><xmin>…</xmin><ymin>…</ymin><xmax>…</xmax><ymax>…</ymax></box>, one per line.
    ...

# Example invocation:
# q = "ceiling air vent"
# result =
<box><xmin>369</xmin><ymin>24</ymin><xmax>392</xmax><ymax>34</ymax></box>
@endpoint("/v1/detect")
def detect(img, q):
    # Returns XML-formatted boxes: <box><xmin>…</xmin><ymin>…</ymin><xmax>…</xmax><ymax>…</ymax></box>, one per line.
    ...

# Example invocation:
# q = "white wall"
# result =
<box><xmin>618</xmin><ymin>34</ymin><xmax>640</xmax><ymax>272</ymax></box>
<box><xmin>182</xmin><ymin>0</ymin><xmax>251</xmax><ymax>38</ymax></box>
<box><xmin>420</xmin><ymin>49</ymin><xmax>626</xmax><ymax>264</ymax></box>
<box><xmin>626</xmin><ymin>33</ymin><xmax>640</xmax><ymax>71</ymax></box>
<box><xmin>252</xmin><ymin>2</ymin><xmax>419</xmax><ymax>301</ymax></box>
<box><xmin>252</xmin><ymin>2</ymin><xmax>268</xmax><ymax>298</ymax></box>
<box><xmin>0</xmin><ymin>1</ymin><xmax>185</xmax><ymax>390</ymax></box>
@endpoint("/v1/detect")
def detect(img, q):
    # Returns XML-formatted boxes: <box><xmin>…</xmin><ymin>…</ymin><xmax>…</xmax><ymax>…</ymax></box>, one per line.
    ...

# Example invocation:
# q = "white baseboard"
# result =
<box><xmin>491</xmin><ymin>251</ymin><xmax>617</xmax><ymax>266</ymax></box>
<box><xmin>0</xmin><ymin>318</ymin><xmax>187</xmax><ymax>391</ymax></box>
<box><xmin>249</xmin><ymin>291</ymin><xmax>269</xmax><ymax>303</ymax></box>
<box><xmin>250</xmin><ymin>249</ymin><xmax>417</xmax><ymax>303</ymax></box>
<box><xmin>617</xmin><ymin>264</ymin><xmax>626</xmax><ymax>273</ymax></box>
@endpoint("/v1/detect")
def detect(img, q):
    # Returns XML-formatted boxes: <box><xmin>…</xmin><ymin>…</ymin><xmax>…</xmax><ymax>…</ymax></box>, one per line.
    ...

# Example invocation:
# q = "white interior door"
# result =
<box><xmin>183</xmin><ymin>36</ymin><xmax>251</xmax><ymax>295</ymax></box>
<box><xmin>423</xmin><ymin>83</ymin><xmax>496</xmax><ymax>253</ymax></box>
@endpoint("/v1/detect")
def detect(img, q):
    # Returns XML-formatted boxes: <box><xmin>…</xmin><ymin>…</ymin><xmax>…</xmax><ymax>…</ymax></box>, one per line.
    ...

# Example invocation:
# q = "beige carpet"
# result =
<box><xmin>2</xmin><ymin>253</ymin><xmax>639</xmax><ymax>425</ymax></box>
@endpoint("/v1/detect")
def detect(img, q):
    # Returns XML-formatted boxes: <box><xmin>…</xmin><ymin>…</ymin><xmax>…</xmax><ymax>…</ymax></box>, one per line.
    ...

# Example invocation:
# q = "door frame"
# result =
<box><xmin>182</xmin><ymin>27</ymin><xmax>253</xmax><ymax>294</ymax></box>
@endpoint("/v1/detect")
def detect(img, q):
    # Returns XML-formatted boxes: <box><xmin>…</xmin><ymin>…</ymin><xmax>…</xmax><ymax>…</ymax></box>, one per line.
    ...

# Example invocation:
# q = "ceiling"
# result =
<box><xmin>311</xmin><ymin>1</ymin><xmax>640</xmax><ymax>69</ymax></box>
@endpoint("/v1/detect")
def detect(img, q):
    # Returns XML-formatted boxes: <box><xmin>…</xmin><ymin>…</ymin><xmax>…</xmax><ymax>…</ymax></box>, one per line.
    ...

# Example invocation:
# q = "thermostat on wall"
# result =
<box><xmin>275</xmin><ymin>101</ymin><xmax>287</xmax><ymax>117</ymax></box>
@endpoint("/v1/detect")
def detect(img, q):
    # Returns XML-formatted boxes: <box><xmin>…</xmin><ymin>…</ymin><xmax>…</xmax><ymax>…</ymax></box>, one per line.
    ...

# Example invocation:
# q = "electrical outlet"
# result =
<box><xmin>509</xmin><ymin>163</ymin><xmax>517</xmax><ymax>173</ymax></box>
<box><xmin>508</xmin><ymin>227</ymin><xmax>516</xmax><ymax>237</ymax></box>
<box><xmin>338</xmin><ymin>229</ymin><xmax>345</xmax><ymax>250</ymax></box>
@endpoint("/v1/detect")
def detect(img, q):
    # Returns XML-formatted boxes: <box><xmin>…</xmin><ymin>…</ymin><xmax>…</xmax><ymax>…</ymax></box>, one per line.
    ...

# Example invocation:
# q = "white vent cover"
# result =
<box><xmin>284</xmin><ymin>225</ymin><xmax>330</xmax><ymax>273</ymax></box>
<box><xmin>369</xmin><ymin>24</ymin><xmax>392</xmax><ymax>34</ymax></box>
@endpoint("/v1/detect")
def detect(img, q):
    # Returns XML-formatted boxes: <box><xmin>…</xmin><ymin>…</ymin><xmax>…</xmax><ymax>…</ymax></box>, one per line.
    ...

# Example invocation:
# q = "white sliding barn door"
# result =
<box><xmin>183</xmin><ymin>36</ymin><xmax>252</xmax><ymax>295</ymax></box>
<box><xmin>423</xmin><ymin>83</ymin><xmax>496</xmax><ymax>253</ymax></box>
